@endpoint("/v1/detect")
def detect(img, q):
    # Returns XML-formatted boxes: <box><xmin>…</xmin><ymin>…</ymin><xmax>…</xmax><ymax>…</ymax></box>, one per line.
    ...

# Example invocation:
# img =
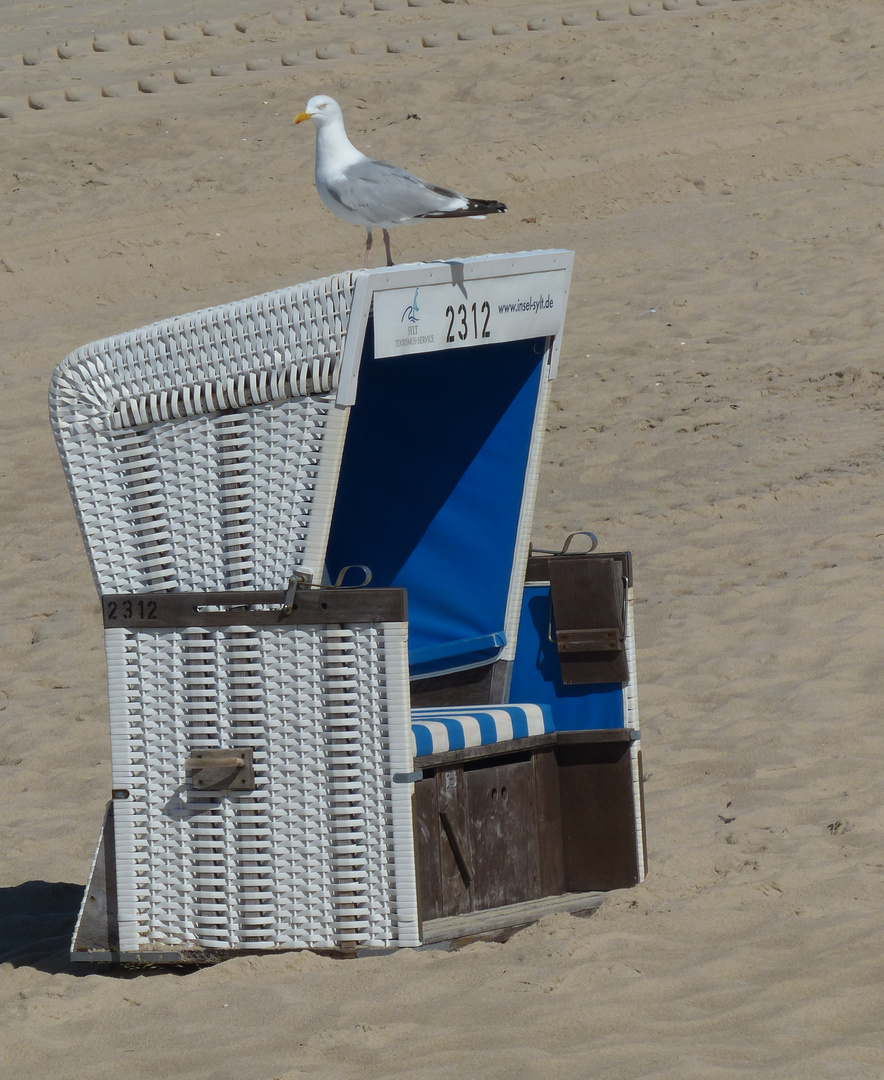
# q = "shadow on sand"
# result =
<box><xmin>0</xmin><ymin>881</ymin><xmax>185</xmax><ymax>978</ymax></box>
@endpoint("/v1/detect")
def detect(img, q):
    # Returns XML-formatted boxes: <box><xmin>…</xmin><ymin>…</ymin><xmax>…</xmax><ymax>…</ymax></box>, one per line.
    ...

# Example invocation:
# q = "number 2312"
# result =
<box><xmin>445</xmin><ymin>301</ymin><xmax>491</xmax><ymax>343</ymax></box>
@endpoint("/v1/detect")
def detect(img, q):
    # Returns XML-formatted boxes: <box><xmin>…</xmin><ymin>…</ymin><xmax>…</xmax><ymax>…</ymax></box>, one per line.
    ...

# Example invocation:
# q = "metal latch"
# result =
<box><xmin>393</xmin><ymin>770</ymin><xmax>424</xmax><ymax>784</ymax></box>
<box><xmin>184</xmin><ymin>748</ymin><xmax>255</xmax><ymax>791</ymax></box>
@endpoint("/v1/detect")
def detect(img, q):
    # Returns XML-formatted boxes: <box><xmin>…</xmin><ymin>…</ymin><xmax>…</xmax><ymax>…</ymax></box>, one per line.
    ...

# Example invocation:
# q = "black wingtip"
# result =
<box><xmin>423</xmin><ymin>198</ymin><xmax>507</xmax><ymax>220</ymax></box>
<box><xmin>468</xmin><ymin>198</ymin><xmax>507</xmax><ymax>215</ymax></box>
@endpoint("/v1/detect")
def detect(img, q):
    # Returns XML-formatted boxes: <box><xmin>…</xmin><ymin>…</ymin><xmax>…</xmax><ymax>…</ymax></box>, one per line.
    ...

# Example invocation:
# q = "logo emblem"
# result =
<box><xmin>401</xmin><ymin>287</ymin><xmax>420</xmax><ymax>326</ymax></box>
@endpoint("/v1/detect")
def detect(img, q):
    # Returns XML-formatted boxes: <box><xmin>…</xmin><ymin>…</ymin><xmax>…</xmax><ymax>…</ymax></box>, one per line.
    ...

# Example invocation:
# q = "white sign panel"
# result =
<box><xmin>372</xmin><ymin>269</ymin><xmax>568</xmax><ymax>359</ymax></box>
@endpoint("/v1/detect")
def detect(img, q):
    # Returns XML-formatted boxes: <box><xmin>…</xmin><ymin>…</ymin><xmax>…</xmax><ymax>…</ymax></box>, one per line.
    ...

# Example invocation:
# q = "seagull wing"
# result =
<box><xmin>325</xmin><ymin>159</ymin><xmax>470</xmax><ymax>227</ymax></box>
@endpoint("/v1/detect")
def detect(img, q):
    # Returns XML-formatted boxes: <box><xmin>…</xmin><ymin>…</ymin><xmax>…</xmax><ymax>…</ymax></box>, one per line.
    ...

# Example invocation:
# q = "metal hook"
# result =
<box><xmin>561</xmin><ymin>531</ymin><xmax>598</xmax><ymax>554</ymax></box>
<box><xmin>333</xmin><ymin>564</ymin><xmax>373</xmax><ymax>589</ymax></box>
<box><xmin>282</xmin><ymin>566</ymin><xmax>373</xmax><ymax>614</ymax></box>
<box><xmin>532</xmin><ymin>530</ymin><xmax>599</xmax><ymax>557</ymax></box>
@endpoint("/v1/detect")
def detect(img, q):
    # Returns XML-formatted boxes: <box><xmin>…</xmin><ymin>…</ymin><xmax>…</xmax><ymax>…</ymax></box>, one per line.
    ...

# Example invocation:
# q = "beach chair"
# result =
<box><xmin>52</xmin><ymin>250</ymin><xmax>645</xmax><ymax>962</ymax></box>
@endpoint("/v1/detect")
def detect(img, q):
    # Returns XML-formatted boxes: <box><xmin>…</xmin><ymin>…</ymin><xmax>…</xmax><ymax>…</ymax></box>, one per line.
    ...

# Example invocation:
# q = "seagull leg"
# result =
<box><xmin>364</xmin><ymin>229</ymin><xmax>373</xmax><ymax>268</ymax></box>
<box><xmin>383</xmin><ymin>229</ymin><xmax>395</xmax><ymax>267</ymax></box>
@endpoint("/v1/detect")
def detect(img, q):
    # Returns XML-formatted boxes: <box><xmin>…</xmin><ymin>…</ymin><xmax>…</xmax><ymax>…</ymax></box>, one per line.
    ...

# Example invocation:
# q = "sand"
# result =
<box><xmin>2</xmin><ymin>0</ymin><xmax>884</xmax><ymax>1075</ymax></box>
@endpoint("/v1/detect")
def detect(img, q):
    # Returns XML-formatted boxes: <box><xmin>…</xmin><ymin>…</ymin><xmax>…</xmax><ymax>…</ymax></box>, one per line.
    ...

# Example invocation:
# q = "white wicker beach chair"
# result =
<box><xmin>54</xmin><ymin>250</ymin><xmax>645</xmax><ymax>961</ymax></box>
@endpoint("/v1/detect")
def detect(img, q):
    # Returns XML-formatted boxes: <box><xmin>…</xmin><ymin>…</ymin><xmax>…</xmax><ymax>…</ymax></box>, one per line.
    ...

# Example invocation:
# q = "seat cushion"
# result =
<box><xmin>410</xmin><ymin>703</ymin><xmax>555</xmax><ymax>757</ymax></box>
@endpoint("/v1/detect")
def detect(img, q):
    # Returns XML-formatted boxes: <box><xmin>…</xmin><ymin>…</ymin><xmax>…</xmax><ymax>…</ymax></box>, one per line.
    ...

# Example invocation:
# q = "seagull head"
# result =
<box><xmin>294</xmin><ymin>95</ymin><xmax>344</xmax><ymax>128</ymax></box>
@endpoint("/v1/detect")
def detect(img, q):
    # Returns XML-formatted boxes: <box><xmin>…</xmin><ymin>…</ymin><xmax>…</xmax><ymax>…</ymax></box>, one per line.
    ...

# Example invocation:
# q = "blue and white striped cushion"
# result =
<box><xmin>410</xmin><ymin>703</ymin><xmax>555</xmax><ymax>757</ymax></box>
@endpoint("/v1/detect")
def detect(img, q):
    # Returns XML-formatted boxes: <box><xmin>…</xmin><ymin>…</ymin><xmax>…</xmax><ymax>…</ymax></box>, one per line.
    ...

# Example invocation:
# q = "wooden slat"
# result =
<box><xmin>414</xmin><ymin>727</ymin><xmax>636</xmax><ymax>769</ymax></box>
<box><xmin>555</xmin><ymin>729</ymin><xmax>636</xmax><ymax>745</ymax></box>
<box><xmin>438</xmin><ymin>766</ymin><xmax>473</xmax><ymax>917</ymax></box>
<box><xmin>464</xmin><ymin>758</ymin><xmax>541</xmax><ymax>910</ymax></box>
<box><xmin>413</xmin><ymin>777</ymin><xmax>442</xmax><ymax>922</ymax></box>
<box><xmin>420</xmin><ymin>890</ymin><xmax>607</xmax><ymax>947</ymax></box>
<box><xmin>410</xmin><ymin>659</ymin><xmax>510</xmax><ymax>708</ymax></box>
<box><xmin>101</xmin><ymin>587</ymin><xmax>407</xmax><ymax>628</ymax></box>
<box><xmin>415</xmin><ymin>733</ymin><xmax>554</xmax><ymax>769</ymax></box>
<box><xmin>558</xmin><ymin>741</ymin><xmax>641</xmax><ymax>891</ymax></box>
<box><xmin>526</xmin><ymin>550</ymin><xmax>633</xmax><ymax>587</ymax></box>
<box><xmin>534</xmin><ymin>747</ymin><xmax>565</xmax><ymax>897</ymax></box>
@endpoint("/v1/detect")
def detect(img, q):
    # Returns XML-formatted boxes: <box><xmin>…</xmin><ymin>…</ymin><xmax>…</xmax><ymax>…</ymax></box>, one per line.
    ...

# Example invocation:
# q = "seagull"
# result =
<box><xmin>294</xmin><ymin>95</ymin><xmax>506</xmax><ymax>268</ymax></box>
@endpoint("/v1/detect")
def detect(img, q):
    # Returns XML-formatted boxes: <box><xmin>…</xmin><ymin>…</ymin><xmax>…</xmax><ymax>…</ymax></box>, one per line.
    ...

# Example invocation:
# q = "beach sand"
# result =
<box><xmin>2</xmin><ymin>0</ymin><xmax>884</xmax><ymax>1075</ymax></box>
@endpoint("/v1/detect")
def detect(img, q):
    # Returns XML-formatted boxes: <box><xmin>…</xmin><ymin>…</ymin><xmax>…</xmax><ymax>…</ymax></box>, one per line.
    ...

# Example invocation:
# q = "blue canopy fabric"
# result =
<box><xmin>327</xmin><ymin>329</ymin><xmax>546</xmax><ymax>677</ymax></box>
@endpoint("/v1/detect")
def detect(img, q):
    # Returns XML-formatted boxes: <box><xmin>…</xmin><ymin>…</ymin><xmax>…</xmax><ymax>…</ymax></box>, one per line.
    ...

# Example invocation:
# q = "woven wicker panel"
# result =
<box><xmin>50</xmin><ymin>274</ymin><xmax>357</xmax><ymax>592</ymax></box>
<box><xmin>56</xmin><ymin>398</ymin><xmax>346</xmax><ymax>593</ymax></box>
<box><xmin>108</xmin><ymin>621</ymin><xmax>418</xmax><ymax>952</ymax></box>
<box><xmin>51</xmin><ymin>275</ymin><xmax>356</xmax><ymax>434</ymax></box>
<box><xmin>53</xmin><ymin>273</ymin><xmax>421</xmax><ymax>951</ymax></box>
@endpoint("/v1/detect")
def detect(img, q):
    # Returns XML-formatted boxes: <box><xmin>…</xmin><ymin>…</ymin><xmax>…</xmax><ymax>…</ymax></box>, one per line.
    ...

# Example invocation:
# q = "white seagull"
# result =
<box><xmin>295</xmin><ymin>95</ymin><xmax>506</xmax><ymax>268</ymax></box>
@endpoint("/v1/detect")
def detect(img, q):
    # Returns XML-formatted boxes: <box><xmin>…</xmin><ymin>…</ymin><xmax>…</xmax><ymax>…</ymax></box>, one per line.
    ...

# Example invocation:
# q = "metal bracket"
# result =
<box><xmin>282</xmin><ymin>565</ymin><xmax>374</xmax><ymax>614</ymax></box>
<box><xmin>393</xmin><ymin>770</ymin><xmax>424</xmax><ymax>784</ymax></box>
<box><xmin>184</xmin><ymin>748</ymin><xmax>255</xmax><ymax>791</ymax></box>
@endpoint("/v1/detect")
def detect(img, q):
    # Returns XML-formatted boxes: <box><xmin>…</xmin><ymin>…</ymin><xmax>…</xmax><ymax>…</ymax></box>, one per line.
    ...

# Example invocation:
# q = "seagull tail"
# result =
<box><xmin>423</xmin><ymin>198</ymin><xmax>507</xmax><ymax>220</ymax></box>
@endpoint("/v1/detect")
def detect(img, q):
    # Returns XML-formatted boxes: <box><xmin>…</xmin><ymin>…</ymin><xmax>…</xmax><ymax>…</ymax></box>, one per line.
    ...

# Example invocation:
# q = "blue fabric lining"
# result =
<box><xmin>407</xmin><ymin>632</ymin><xmax>507</xmax><ymax>677</ymax></box>
<box><xmin>327</xmin><ymin>329</ymin><xmax>545</xmax><ymax>677</ymax></box>
<box><xmin>509</xmin><ymin>586</ymin><xmax>626</xmax><ymax>730</ymax></box>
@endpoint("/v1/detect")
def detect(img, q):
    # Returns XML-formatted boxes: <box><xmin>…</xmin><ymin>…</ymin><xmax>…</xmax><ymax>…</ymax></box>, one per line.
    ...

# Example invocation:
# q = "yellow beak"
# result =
<box><xmin>294</xmin><ymin>110</ymin><xmax>312</xmax><ymax>124</ymax></box>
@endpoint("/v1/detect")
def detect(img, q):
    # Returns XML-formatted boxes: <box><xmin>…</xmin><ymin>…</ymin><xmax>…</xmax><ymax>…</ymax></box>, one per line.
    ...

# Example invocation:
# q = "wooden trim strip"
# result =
<box><xmin>101</xmin><ymin>587</ymin><xmax>407</xmax><ymax>628</ymax></box>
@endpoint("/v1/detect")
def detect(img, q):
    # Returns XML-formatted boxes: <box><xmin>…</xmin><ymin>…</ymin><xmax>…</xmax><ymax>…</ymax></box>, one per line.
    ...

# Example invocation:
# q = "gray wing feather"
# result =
<box><xmin>327</xmin><ymin>160</ymin><xmax>464</xmax><ymax>225</ymax></box>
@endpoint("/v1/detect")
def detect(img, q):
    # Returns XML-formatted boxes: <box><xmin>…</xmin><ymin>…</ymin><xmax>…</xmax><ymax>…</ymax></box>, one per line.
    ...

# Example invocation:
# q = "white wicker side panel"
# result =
<box><xmin>57</xmin><ymin>396</ymin><xmax>346</xmax><ymax>593</ymax></box>
<box><xmin>106</xmin><ymin>621</ymin><xmax>417</xmax><ymax>952</ymax></box>
<box><xmin>623</xmin><ymin>587</ymin><xmax>646</xmax><ymax>883</ymax></box>
<box><xmin>50</xmin><ymin>273</ymin><xmax>358</xmax><ymax>593</ymax></box>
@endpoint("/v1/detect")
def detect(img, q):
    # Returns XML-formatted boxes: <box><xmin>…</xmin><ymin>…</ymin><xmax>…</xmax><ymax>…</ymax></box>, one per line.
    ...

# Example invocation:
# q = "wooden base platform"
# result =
<box><xmin>71</xmin><ymin>726</ymin><xmax>642</xmax><ymax>965</ymax></box>
<box><xmin>71</xmin><ymin>808</ymin><xmax>606</xmax><ymax>963</ymax></box>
